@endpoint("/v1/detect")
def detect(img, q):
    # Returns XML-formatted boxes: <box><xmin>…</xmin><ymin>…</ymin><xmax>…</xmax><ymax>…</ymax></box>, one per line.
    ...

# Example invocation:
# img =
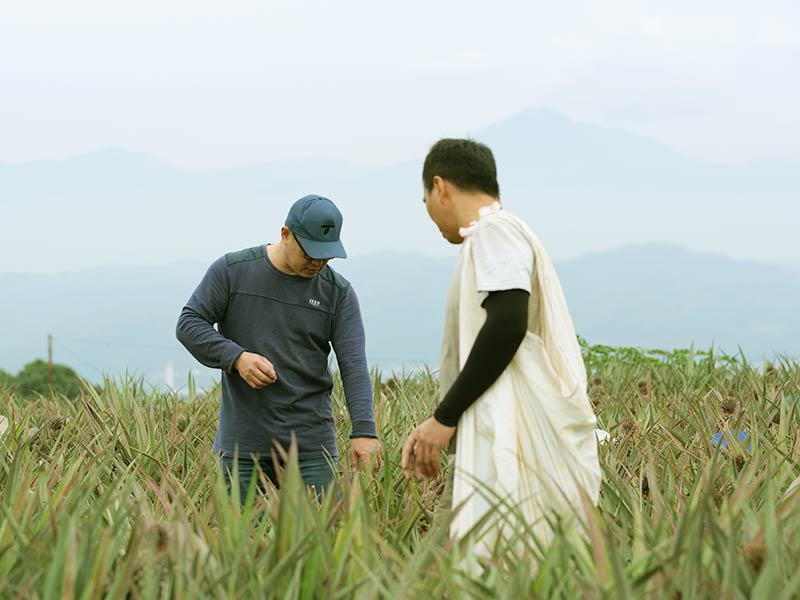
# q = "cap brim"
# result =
<box><xmin>295</xmin><ymin>234</ymin><xmax>347</xmax><ymax>259</ymax></box>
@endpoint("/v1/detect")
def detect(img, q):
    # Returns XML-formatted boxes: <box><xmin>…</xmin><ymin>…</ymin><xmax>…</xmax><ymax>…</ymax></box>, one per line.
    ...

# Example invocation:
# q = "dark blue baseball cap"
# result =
<box><xmin>285</xmin><ymin>194</ymin><xmax>347</xmax><ymax>259</ymax></box>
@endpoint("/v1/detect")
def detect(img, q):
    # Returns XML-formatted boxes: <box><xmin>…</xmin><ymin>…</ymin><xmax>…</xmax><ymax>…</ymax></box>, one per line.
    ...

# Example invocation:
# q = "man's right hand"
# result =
<box><xmin>234</xmin><ymin>352</ymin><xmax>277</xmax><ymax>389</ymax></box>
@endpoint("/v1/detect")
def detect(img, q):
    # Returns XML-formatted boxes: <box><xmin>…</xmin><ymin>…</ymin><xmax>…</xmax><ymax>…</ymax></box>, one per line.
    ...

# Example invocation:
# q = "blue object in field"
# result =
<box><xmin>711</xmin><ymin>430</ymin><xmax>752</xmax><ymax>452</ymax></box>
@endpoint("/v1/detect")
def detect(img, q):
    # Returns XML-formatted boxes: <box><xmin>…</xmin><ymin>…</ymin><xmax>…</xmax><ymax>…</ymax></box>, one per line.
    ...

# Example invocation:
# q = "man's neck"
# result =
<box><xmin>266</xmin><ymin>244</ymin><xmax>291</xmax><ymax>275</ymax></box>
<box><xmin>455</xmin><ymin>194</ymin><xmax>501</xmax><ymax>230</ymax></box>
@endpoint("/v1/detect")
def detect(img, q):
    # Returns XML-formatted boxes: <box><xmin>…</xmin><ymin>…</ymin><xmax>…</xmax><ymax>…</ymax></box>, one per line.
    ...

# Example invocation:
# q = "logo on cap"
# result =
<box><xmin>321</xmin><ymin>224</ymin><xmax>334</xmax><ymax>235</ymax></box>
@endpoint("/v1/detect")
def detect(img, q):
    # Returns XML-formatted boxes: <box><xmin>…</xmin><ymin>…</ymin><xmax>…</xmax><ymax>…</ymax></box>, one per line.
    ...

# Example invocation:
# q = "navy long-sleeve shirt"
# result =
<box><xmin>176</xmin><ymin>245</ymin><xmax>376</xmax><ymax>460</ymax></box>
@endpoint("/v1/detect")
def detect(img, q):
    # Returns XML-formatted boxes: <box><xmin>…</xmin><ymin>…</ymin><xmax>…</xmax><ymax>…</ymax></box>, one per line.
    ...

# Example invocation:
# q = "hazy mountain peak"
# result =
<box><xmin>479</xmin><ymin>106</ymin><xmax>573</xmax><ymax>136</ymax></box>
<box><xmin>475</xmin><ymin>107</ymin><xmax>688</xmax><ymax>179</ymax></box>
<box><xmin>497</xmin><ymin>107</ymin><xmax>573</xmax><ymax>128</ymax></box>
<box><xmin>64</xmin><ymin>147</ymin><xmax>177</xmax><ymax>171</ymax></box>
<box><xmin>0</xmin><ymin>147</ymin><xmax>172</xmax><ymax>171</ymax></box>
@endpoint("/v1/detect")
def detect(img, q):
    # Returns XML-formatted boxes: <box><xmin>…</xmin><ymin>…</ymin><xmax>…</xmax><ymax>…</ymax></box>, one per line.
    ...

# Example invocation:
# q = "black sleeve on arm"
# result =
<box><xmin>433</xmin><ymin>288</ymin><xmax>529</xmax><ymax>427</ymax></box>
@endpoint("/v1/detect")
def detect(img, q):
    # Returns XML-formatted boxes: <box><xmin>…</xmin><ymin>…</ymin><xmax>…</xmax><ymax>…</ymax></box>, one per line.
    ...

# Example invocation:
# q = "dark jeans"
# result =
<box><xmin>220</xmin><ymin>454</ymin><xmax>334</xmax><ymax>502</ymax></box>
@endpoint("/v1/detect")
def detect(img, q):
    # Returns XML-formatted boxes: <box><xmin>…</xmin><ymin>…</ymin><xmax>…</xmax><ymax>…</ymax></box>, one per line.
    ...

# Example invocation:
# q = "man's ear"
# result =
<box><xmin>432</xmin><ymin>175</ymin><xmax>448</xmax><ymax>203</ymax></box>
<box><xmin>279</xmin><ymin>226</ymin><xmax>291</xmax><ymax>243</ymax></box>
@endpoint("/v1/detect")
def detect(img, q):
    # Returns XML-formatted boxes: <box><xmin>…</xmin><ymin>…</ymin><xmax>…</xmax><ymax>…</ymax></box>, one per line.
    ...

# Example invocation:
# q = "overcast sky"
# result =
<box><xmin>1</xmin><ymin>0</ymin><xmax>798</xmax><ymax>168</ymax></box>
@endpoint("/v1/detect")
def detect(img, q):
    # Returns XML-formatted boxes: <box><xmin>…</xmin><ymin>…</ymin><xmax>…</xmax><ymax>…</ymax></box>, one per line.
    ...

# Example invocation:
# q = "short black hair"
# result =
<box><xmin>422</xmin><ymin>138</ymin><xmax>499</xmax><ymax>197</ymax></box>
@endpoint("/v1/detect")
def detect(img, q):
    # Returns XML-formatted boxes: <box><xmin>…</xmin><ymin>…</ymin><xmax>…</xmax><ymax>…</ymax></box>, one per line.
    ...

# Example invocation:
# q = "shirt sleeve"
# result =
<box><xmin>433</xmin><ymin>289</ymin><xmax>529</xmax><ymax>426</ymax></box>
<box><xmin>331</xmin><ymin>286</ymin><xmax>377</xmax><ymax>439</ymax></box>
<box><xmin>176</xmin><ymin>257</ymin><xmax>246</xmax><ymax>374</ymax></box>
<box><xmin>471</xmin><ymin>219</ymin><xmax>534</xmax><ymax>300</ymax></box>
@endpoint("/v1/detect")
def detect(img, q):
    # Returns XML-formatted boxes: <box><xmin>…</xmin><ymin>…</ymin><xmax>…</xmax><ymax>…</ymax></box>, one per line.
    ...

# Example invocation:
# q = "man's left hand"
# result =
<box><xmin>402</xmin><ymin>417</ymin><xmax>456</xmax><ymax>480</ymax></box>
<box><xmin>350</xmin><ymin>437</ymin><xmax>383</xmax><ymax>471</ymax></box>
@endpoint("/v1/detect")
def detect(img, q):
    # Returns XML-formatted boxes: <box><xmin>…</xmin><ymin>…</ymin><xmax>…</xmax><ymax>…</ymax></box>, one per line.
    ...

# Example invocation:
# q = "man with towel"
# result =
<box><xmin>401</xmin><ymin>139</ymin><xmax>602</xmax><ymax>554</ymax></box>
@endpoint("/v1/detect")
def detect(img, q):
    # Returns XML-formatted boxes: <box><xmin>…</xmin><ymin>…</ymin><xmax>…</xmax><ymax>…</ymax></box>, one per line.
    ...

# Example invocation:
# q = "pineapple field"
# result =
<box><xmin>1</xmin><ymin>345</ymin><xmax>799</xmax><ymax>598</ymax></box>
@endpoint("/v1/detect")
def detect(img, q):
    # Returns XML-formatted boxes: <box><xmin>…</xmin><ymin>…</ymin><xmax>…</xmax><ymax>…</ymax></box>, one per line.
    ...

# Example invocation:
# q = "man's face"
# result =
<box><xmin>288</xmin><ymin>231</ymin><xmax>329</xmax><ymax>278</ymax></box>
<box><xmin>423</xmin><ymin>182</ymin><xmax>462</xmax><ymax>244</ymax></box>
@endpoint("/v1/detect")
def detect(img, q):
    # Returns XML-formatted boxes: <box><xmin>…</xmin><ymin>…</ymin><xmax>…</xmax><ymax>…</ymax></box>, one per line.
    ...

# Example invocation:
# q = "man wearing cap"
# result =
<box><xmin>177</xmin><ymin>194</ymin><xmax>381</xmax><ymax>497</ymax></box>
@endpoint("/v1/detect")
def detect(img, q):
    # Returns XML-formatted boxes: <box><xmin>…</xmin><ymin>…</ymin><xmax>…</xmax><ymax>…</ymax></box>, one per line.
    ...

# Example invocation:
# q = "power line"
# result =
<box><xmin>55</xmin><ymin>336</ymin><xmax>179</xmax><ymax>351</ymax></box>
<box><xmin>55</xmin><ymin>342</ymin><xmax>106</xmax><ymax>376</ymax></box>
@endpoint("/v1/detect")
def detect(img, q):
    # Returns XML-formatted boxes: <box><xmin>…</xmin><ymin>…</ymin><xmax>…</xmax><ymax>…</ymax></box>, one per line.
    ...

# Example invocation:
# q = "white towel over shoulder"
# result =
<box><xmin>442</xmin><ymin>205</ymin><xmax>602</xmax><ymax>551</ymax></box>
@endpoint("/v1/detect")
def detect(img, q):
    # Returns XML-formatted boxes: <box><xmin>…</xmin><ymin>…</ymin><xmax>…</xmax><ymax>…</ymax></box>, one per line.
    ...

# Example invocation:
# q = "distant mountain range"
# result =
<box><xmin>776</xmin><ymin>261</ymin><xmax>800</xmax><ymax>275</ymax></box>
<box><xmin>3</xmin><ymin>107</ymin><xmax>797</xmax><ymax>386</ymax></box>
<box><xmin>1</xmin><ymin>243</ymin><xmax>797</xmax><ymax>388</ymax></box>
<box><xmin>556</xmin><ymin>244</ymin><xmax>800</xmax><ymax>356</ymax></box>
<box><xmin>2</xmin><ymin>108</ymin><xmax>798</xmax><ymax>275</ymax></box>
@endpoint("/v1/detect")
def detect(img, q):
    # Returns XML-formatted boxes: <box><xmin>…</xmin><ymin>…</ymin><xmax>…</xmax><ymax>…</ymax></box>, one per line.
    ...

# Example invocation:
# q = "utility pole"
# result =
<box><xmin>48</xmin><ymin>334</ymin><xmax>54</xmax><ymax>392</ymax></box>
